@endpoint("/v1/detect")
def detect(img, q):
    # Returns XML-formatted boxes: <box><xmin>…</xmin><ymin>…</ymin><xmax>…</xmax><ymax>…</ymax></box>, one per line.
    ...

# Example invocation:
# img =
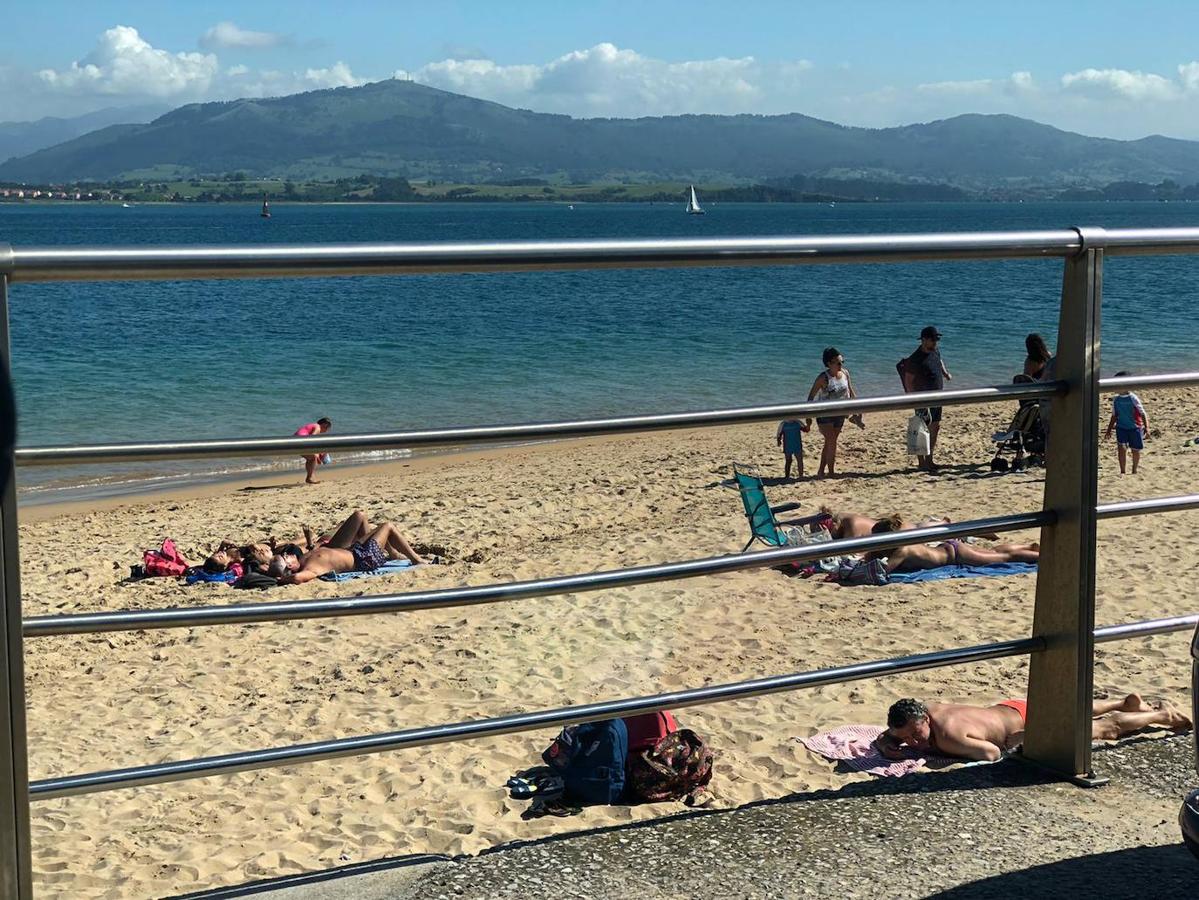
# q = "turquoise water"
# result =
<box><xmin>2</xmin><ymin>200</ymin><xmax>1198</xmax><ymax>498</ymax></box>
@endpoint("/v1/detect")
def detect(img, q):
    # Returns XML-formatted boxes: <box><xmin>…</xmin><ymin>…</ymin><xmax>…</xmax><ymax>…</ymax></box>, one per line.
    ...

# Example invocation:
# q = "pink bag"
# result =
<box><xmin>143</xmin><ymin>539</ymin><xmax>188</xmax><ymax>577</ymax></box>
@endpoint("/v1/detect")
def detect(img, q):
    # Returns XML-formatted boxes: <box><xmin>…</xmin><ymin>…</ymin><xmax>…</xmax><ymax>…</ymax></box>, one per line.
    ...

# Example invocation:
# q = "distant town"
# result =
<box><xmin>3</xmin><ymin>174</ymin><xmax>1199</xmax><ymax>205</ymax></box>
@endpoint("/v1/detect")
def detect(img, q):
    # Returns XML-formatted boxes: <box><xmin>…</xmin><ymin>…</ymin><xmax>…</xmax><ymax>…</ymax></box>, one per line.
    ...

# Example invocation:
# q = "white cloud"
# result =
<box><xmin>38</xmin><ymin>25</ymin><xmax>218</xmax><ymax>98</ymax></box>
<box><xmin>1178</xmin><ymin>61</ymin><xmax>1199</xmax><ymax>92</ymax></box>
<box><xmin>917</xmin><ymin>72</ymin><xmax>1037</xmax><ymax>97</ymax></box>
<box><xmin>200</xmin><ymin>22</ymin><xmax>286</xmax><ymax>51</ymax></box>
<box><xmin>1060</xmin><ymin>67</ymin><xmax>1178</xmax><ymax>101</ymax></box>
<box><xmin>1010</xmin><ymin>71</ymin><xmax>1035</xmax><ymax>91</ymax></box>
<box><xmin>29</xmin><ymin>25</ymin><xmax>361</xmax><ymax>110</ymax></box>
<box><xmin>303</xmin><ymin>62</ymin><xmax>362</xmax><ymax>89</ymax></box>
<box><xmin>407</xmin><ymin>43</ymin><xmax>778</xmax><ymax>117</ymax></box>
<box><xmin>918</xmin><ymin>78</ymin><xmax>995</xmax><ymax>95</ymax></box>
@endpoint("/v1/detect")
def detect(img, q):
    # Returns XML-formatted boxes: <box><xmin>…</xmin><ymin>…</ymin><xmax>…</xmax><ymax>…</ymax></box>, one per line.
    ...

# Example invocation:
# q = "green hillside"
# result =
<box><xmin>4</xmin><ymin>79</ymin><xmax>1199</xmax><ymax>188</ymax></box>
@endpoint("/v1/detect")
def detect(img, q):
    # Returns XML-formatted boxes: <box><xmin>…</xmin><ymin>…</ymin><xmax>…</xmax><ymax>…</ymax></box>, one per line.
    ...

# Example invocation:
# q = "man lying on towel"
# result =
<box><xmin>876</xmin><ymin>694</ymin><xmax>1191</xmax><ymax>762</ymax></box>
<box><xmin>269</xmin><ymin>518</ymin><xmax>429</xmax><ymax>584</ymax></box>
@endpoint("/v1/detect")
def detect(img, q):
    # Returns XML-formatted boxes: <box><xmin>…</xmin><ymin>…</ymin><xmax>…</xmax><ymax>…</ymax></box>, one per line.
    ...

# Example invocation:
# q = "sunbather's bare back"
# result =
<box><xmin>885</xmin><ymin>542</ymin><xmax>953</xmax><ymax>572</ymax></box>
<box><xmin>927</xmin><ymin>703</ymin><xmax>1021</xmax><ymax>758</ymax></box>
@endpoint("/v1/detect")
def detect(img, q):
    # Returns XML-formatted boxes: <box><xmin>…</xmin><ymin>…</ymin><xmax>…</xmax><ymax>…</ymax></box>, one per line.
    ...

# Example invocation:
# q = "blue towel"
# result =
<box><xmin>186</xmin><ymin>569</ymin><xmax>238</xmax><ymax>585</ymax></box>
<box><xmin>888</xmin><ymin>561</ymin><xmax>1037</xmax><ymax>584</ymax></box>
<box><xmin>319</xmin><ymin>558</ymin><xmax>416</xmax><ymax>582</ymax></box>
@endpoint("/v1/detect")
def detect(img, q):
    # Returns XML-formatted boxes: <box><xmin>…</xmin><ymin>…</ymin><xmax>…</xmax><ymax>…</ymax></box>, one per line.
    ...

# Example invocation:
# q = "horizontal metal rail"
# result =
<box><xmin>1</xmin><ymin>231</ymin><xmax>1089</xmax><ymax>283</ymax></box>
<box><xmin>27</xmin><ymin>635</ymin><xmax>1044</xmax><ymax>800</ymax></box>
<box><xmin>7</xmin><ymin>227</ymin><xmax>1199</xmax><ymax>285</ymax></box>
<box><xmin>16</xmin><ymin>381</ymin><xmax>1060</xmax><ymax>467</ymax></box>
<box><xmin>1098</xmin><ymin>372</ymin><xmax>1199</xmax><ymax>392</ymax></box>
<box><xmin>26</xmin><ymin>609</ymin><xmax>1197</xmax><ymax>802</ymax></box>
<box><xmin>1096</xmin><ymin>493</ymin><xmax>1199</xmax><ymax>520</ymax></box>
<box><xmin>23</xmin><ymin>513</ymin><xmax>1049</xmax><ymax>637</ymax></box>
<box><xmin>1093</xmin><ymin>613</ymin><xmax>1199</xmax><ymax>643</ymax></box>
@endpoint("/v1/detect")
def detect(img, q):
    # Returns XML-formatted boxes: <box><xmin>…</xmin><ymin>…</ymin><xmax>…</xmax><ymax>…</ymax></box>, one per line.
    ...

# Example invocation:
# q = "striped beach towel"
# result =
<box><xmin>798</xmin><ymin>724</ymin><xmax>992</xmax><ymax>777</ymax></box>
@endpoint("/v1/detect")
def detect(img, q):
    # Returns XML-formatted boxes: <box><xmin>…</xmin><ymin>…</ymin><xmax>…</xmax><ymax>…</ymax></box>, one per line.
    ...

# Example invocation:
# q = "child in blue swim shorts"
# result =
<box><xmin>1103</xmin><ymin>372</ymin><xmax>1150</xmax><ymax>474</ymax></box>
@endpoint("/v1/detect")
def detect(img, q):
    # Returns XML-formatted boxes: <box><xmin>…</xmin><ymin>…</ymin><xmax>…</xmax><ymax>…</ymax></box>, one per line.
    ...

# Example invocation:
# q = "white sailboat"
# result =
<box><xmin>686</xmin><ymin>184</ymin><xmax>705</xmax><ymax>215</ymax></box>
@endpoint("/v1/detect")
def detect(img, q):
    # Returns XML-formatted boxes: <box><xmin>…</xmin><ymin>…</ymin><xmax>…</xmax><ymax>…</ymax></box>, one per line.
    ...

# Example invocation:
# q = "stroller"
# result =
<box><xmin>989</xmin><ymin>375</ymin><xmax>1046</xmax><ymax>472</ymax></box>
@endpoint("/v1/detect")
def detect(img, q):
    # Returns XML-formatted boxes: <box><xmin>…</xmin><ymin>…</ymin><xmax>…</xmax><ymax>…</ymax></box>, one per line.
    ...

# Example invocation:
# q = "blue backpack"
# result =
<box><xmin>542</xmin><ymin>719</ymin><xmax>628</xmax><ymax>804</ymax></box>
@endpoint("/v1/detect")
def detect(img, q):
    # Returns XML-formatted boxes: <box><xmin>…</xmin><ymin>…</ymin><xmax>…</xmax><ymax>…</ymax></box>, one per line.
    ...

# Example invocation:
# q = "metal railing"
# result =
<box><xmin>2</xmin><ymin>228</ymin><xmax>1199</xmax><ymax>898</ymax></box>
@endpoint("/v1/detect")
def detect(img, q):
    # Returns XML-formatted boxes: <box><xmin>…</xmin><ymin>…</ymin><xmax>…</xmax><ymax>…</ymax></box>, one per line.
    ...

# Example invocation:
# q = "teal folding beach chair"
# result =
<box><xmin>732</xmin><ymin>463</ymin><xmax>804</xmax><ymax>551</ymax></box>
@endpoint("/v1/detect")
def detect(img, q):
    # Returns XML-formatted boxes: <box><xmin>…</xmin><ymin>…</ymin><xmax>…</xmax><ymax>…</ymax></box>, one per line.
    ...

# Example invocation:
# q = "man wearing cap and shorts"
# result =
<box><xmin>902</xmin><ymin>326</ymin><xmax>952</xmax><ymax>471</ymax></box>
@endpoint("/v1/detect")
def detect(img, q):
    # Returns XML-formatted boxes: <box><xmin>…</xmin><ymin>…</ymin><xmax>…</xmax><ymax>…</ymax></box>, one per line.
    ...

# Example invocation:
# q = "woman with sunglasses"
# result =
<box><xmin>805</xmin><ymin>347</ymin><xmax>863</xmax><ymax>477</ymax></box>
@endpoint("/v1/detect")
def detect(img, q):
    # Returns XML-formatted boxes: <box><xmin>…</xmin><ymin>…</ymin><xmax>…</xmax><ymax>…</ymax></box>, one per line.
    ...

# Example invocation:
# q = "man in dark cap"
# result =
<box><xmin>902</xmin><ymin>326</ymin><xmax>952</xmax><ymax>470</ymax></box>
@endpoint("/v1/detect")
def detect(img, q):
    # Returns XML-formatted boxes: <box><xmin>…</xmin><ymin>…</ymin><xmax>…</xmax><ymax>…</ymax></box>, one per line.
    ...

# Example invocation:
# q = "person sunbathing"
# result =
<box><xmin>876</xmin><ymin>694</ymin><xmax>1191</xmax><ymax>762</ymax></box>
<box><xmin>820</xmin><ymin>507</ymin><xmax>1001</xmax><ymax>542</ymax></box>
<box><xmin>205</xmin><ymin>510</ymin><xmax>384</xmax><ymax>576</ymax></box>
<box><xmin>864</xmin><ymin>515</ymin><xmax>1038</xmax><ymax>573</ymax></box>
<box><xmin>270</xmin><ymin>520</ymin><xmax>429</xmax><ymax>584</ymax></box>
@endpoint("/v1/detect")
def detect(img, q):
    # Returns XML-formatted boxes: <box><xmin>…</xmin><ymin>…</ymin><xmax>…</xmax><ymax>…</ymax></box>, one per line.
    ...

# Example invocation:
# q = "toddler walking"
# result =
<box><xmin>776</xmin><ymin>419</ymin><xmax>810</xmax><ymax>479</ymax></box>
<box><xmin>1103</xmin><ymin>373</ymin><xmax>1149</xmax><ymax>474</ymax></box>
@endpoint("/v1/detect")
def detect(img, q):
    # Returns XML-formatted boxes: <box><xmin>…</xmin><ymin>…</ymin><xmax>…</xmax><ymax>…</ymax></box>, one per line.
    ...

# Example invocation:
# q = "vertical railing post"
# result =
<box><xmin>0</xmin><ymin>268</ymin><xmax>33</xmax><ymax>898</ymax></box>
<box><xmin>1023</xmin><ymin>232</ymin><xmax>1104</xmax><ymax>781</ymax></box>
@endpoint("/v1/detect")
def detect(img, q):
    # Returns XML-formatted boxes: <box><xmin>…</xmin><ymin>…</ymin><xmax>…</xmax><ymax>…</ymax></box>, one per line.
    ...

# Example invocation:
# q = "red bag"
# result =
<box><xmin>143</xmin><ymin>539</ymin><xmax>188</xmax><ymax>577</ymax></box>
<box><xmin>622</xmin><ymin>711</ymin><xmax>678</xmax><ymax>754</ymax></box>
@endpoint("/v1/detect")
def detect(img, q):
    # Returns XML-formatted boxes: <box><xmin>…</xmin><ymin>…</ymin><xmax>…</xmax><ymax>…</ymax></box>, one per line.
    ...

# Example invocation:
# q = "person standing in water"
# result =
<box><xmin>295</xmin><ymin>416</ymin><xmax>332</xmax><ymax>484</ymax></box>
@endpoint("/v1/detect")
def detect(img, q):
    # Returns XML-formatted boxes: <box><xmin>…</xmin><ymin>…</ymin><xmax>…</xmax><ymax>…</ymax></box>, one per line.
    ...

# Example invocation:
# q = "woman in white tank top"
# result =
<box><xmin>805</xmin><ymin>347</ymin><xmax>863</xmax><ymax>477</ymax></box>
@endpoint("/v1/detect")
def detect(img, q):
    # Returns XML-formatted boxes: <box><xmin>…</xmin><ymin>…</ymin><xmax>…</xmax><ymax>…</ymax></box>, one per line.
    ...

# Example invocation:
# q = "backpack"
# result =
<box><xmin>622</xmin><ymin>711</ymin><xmax>678</xmax><ymax>754</ymax></box>
<box><xmin>627</xmin><ymin>729</ymin><xmax>714</xmax><ymax>803</ymax></box>
<box><xmin>542</xmin><ymin>719</ymin><xmax>628</xmax><ymax>805</ymax></box>
<box><xmin>143</xmin><ymin>539</ymin><xmax>188</xmax><ymax>577</ymax></box>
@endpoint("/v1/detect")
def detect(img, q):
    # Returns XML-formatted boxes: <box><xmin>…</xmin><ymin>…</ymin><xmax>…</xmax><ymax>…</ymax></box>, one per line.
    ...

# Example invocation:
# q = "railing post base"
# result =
<box><xmin>1010</xmin><ymin>752</ymin><xmax>1109</xmax><ymax>788</ymax></box>
<box><xmin>1069</xmin><ymin>771</ymin><xmax>1110</xmax><ymax>788</ymax></box>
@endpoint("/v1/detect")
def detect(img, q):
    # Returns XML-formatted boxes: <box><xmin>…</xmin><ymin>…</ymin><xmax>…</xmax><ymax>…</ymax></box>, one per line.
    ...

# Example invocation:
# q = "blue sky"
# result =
<box><xmin>7</xmin><ymin>1</ymin><xmax>1199</xmax><ymax>139</ymax></box>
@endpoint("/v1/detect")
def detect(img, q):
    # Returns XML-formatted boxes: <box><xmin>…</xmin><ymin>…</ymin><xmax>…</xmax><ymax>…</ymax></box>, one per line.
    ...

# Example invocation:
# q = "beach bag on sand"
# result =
<box><xmin>143</xmin><ymin>539</ymin><xmax>188</xmax><ymax>577</ymax></box>
<box><xmin>783</xmin><ymin>525</ymin><xmax>842</xmax><ymax>572</ymax></box>
<box><xmin>622</xmin><ymin>711</ymin><xmax>678</xmax><ymax>754</ymax></box>
<box><xmin>628</xmin><ymin>729</ymin><xmax>714</xmax><ymax>804</ymax></box>
<box><xmin>835</xmin><ymin>558</ymin><xmax>890</xmax><ymax>586</ymax></box>
<box><xmin>906</xmin><ymin>414</ymin><xmax>931</xmax><ymax>456</ymax></box>
<box><xmin>542</xmin><ymin>719</ymin><xmax>628</xmax><ymax>804</ymax></box>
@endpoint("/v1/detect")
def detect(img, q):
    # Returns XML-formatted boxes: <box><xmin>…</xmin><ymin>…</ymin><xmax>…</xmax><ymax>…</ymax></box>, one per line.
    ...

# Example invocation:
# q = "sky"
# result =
<box><xmin>6</xmin><ymin>1</ymin><xmax>1199</xmax><ymax>140</ymax></box>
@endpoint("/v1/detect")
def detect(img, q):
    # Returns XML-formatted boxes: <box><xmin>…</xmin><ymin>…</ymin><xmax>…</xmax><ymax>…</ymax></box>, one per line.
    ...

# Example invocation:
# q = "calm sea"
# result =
<box><xmin>3</xmin><ymin>200</ymin><xmax>1198</xmax><ymax>500</ymax></box>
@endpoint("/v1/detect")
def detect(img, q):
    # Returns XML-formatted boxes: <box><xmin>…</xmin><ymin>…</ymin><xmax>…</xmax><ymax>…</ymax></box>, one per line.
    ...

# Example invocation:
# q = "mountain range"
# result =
<box><xmin>0</xmin><ymin>104</ymin><xmax>167</xmax><ymax>166</ymax></box>
<box><xmin>3</xmin><ymin>79</ymin><xmax>1199</xmax><ymax>190</ymax></box>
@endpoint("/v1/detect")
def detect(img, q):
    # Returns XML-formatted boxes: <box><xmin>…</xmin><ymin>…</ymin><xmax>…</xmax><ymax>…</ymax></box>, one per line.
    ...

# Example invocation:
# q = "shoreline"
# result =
<box><xmin>15</xmin><ymin>431</ymin><xmax>623</xmax><ymax>524</ymax></box>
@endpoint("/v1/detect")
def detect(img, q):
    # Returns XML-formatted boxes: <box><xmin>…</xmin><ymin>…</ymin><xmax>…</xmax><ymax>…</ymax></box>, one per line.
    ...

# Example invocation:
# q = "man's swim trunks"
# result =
<box><xmin>996</xmin><ymin>698</ymin><xmax>1027</xmax><ymax>723</ymax></box>
<box><xmin>350</xmin><ymin>538</ymin><xmax>387</xmax><ymax>572</ymax></box>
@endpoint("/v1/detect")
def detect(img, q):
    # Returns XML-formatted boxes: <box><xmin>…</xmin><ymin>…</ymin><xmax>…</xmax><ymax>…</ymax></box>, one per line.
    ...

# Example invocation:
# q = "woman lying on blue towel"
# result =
<box><xmin>865</xmin><ymin>515</ymin><xmax>1040</xmax><ymax>574</ymax></box>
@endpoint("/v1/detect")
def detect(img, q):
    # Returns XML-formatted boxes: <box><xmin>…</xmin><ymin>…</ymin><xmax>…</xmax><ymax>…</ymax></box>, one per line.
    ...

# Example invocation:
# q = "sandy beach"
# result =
<box><xmin>17</xmin><ymin>388</ymin><xmax>1199</xmax><ymax>898</ymax></box>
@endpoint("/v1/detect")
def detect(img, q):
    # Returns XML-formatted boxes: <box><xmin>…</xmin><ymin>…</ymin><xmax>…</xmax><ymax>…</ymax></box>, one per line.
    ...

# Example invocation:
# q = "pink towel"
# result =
<box><xmin>798</xmin><ymin>724</ymin><xmax>969</xmax><ymax>777</ymax></box>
